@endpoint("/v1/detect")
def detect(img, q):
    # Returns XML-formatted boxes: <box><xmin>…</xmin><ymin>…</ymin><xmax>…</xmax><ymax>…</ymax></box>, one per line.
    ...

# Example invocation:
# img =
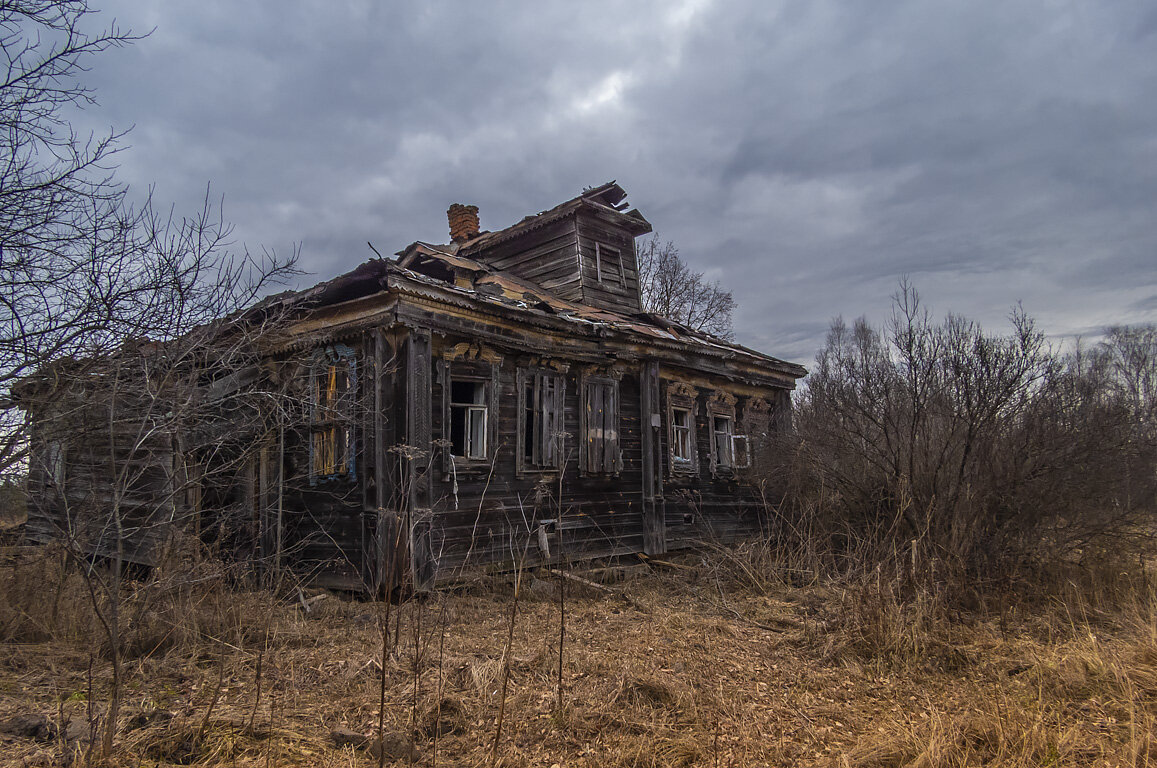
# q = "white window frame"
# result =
<box><xmin>713</xmin><ymin>414</ymin><xmax>734</xmax><ymax>468</ymax></box>
<box><xmin>707</xmin><ymin>396</ymin><xmax>750</xmax><ymax>475</ymax></box>
<box><xmin>449</xmin><ymin>378</ymin><xmax>489</xmax><ymax>461</ymax></box>
<box><xmin>671</xmin><ymin>407</ymin><xmax>694</xmax><ymax>463</ymax></box>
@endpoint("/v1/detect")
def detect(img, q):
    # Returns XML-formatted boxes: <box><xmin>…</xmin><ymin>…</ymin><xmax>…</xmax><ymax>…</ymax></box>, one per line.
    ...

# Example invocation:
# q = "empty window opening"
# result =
<box><xmin>44</xmin><ymin>440</ymin><xmax>66</xmax><ymax>486</ymax></box>
<box><xmin>450</xmin><ymin>380</ymin><xmax>488</xmax><ymax>460</ymax></box>
<box><xmin>732</xmin><ymin>434</ymin><xmax>750</xmax><ymax>469</ymax></box>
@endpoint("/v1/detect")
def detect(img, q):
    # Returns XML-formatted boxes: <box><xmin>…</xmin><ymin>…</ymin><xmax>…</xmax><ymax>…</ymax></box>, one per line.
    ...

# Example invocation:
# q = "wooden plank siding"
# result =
<box><xmin>421</xmin><ymin>338</ymin><xmax>647</xmax><ymax>584</ymax></box>
<box><xmin>19</xmin><ymin>186</ymin><xmax>805</xmax><ymax>593</ymax></box>
<box><xmin>466</xmin><ymin>219</ymin><xmax>583</xmax><ymax>303</ymax></box>
<box><xmin>575</xmin><ymin>212</ymin><xmax>642</xmax><ymax>314</ymax></box>
<box><xmin>264</xmin><ymin>300</ymin><xmax>795</xmax><ymax>590</ymax></box>
<box><xmin>656</xmin><ymin>371</ymin><xmax>777</xmax><ymax>550</ymax></box>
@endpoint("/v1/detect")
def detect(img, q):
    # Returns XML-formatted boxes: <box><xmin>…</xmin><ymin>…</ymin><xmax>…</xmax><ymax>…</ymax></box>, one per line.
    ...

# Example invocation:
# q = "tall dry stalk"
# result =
<box><xmin>432</xmin><ymin>595</ymin><xmax>449</xmax><ymax>768</ymax></box>
<box><xmin>554</xmin><ymin>438</ymin><xmax>573</xmax><ymax>716</ymax></box>
<box><xmin>489</xmin><ymin>545</ymin><xmax>528</xmax><ymax>768</ymax></box>
<box><xmin>409</xmin><ymin>594</ymin><xmax>423</xmax><ymax>767</ymax></box>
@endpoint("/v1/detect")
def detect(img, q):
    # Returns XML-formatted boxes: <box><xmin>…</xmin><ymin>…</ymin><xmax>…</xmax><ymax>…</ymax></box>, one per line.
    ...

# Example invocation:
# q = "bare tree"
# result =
<box><xmin>1102</xmin><ymin>324</ymin><xmax>1157</xmax><ymax>430</ymax></box>
<box><xmin>1</xmin><ymin>0</ymin><xmax>299</xmax><ymax>456</ymax></box>
<box><xmin>0</xmin><ymin>3</ymin><xmax>299</xmax><ymax>758</ymax></box>
<box><xmin>635</xmin><ymin>234</ymin><xmax>736</xmax><ymax>339</ymax></box>
<box><xmin>785</xmin><ymin>282</ymin><xmax>1156</xmax><ymax>585</ymax></box>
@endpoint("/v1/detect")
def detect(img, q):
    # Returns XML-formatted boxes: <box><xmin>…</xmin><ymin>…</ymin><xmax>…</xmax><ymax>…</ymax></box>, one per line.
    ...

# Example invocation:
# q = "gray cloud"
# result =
<box><xmin>71</xmin><ymin>0</ymin><xmax>1157</xmax><ymax>366</ymax></box>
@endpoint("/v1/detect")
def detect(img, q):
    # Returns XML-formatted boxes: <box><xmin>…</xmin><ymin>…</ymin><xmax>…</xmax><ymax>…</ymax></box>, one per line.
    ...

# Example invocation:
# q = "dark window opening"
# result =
<box><xmin>449</xmin><ymin>379</ymin><xmax>488</xmax><ymax>460</ymax></box>
<box><xmin>732</xmin><ymin>434</ymin><xmax>750</xmax><ymax>469</ymax></box>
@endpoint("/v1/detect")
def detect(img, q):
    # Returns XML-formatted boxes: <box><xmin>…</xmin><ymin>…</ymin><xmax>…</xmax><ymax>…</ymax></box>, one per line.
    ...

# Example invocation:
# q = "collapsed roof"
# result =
<box><xmin>258</xmin><ymin>182</ymin><xmax>805</xmax><ymax>382</ymax></box>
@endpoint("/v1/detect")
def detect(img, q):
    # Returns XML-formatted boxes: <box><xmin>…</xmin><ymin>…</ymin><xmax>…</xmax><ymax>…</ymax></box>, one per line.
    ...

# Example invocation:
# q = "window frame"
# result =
<box><xmin>665</xmin><ymin>383</ymin><xmax>699</xmax><ymax>477</ymax></box>
<box><xmin>517</xmin><ymin>368</ymin><xmax>566</xmax><ymax>473</ymax></box>
<box><xmin>671</xmin><ymin>407</ymin><xmax>694</xmax><ymax>463</ymax></box>
<box><xmin>437</xmin><ymin>355</ymin><xmax>500</xmax><ymax>475</ymax></box>
<box><xmin>580</xmin><ymin>374</ymin><xmax>622</xmax><ymax>477</ymax></box>
<box><xmin>309</xmin><ymin>344</ymin><xmax>357</xmax><ymax>485</ymax></box>
<box><xmin>707</xmin><ymin>393</ymin><xmax>749</xmax><ymax>476</ymax></box>
<box><xmin>712</xmin><ymin>414</ymin><xmax>735</xmax><ymax>469</ymax></box>
<box><xmin>447</xmin><ymin>376</ymin><xmax>491</xmax><ymax>462</ymax></box>
<box><xmin>594</xmin><ymin>242</ymin><xmax>625</xmax><ymax>285</ymax></box>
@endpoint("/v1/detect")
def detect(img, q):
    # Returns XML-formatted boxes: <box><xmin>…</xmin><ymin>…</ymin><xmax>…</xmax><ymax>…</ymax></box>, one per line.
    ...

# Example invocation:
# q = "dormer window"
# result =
<box><xmin>595</xmin><ymin>243</ymin><xmax>624</xmax><ymax>285</ymax></box>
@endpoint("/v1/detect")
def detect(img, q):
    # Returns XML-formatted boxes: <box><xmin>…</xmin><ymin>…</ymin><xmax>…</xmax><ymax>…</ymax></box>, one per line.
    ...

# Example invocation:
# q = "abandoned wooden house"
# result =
<box><xmin>20</xmin><ymin>182</ymin><xmax>806</xmax><ymax>590</ymax></box>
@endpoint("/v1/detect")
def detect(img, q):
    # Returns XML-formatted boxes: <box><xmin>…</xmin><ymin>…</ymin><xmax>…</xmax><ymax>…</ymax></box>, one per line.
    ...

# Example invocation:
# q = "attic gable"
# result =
<box><xmin>448</xmin><ymin>183</ymin><xmax>652</xmax><ymax>314</ymax></box>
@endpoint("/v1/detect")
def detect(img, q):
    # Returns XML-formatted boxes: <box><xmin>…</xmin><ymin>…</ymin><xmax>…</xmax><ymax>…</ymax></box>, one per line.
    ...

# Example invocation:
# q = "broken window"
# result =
<box><xmin>595</xmin><ymin>242</ymin><xmax>624</xmax><ymax>285</ymax></box>
<box><xmin>519</xmin><ymin>369</ymin><xmax>565</xmax><ymax>470</ymax></box>
<box><xmin>449</xmin><ymin>379</ymin><xmax>488</xmax><ymax>460</ymax></box>
<box><xmin>671</xmin><ymin>407</ymin><xmax>694</xmax><ymax>465</ymax></box>
<box><xmin>732</xmin><ymin>434</ymin><xmax>750</xmax><ymax>469</ymax></box>
<box><xmin>310</xmin><ymin>345</ymin><xmax>356</xmax><ymax>483</ymax></box>
<box><xmin>582</xmin><ymin>376</ymin><xmax>621</xmax><ymax>475</ymax></box>
<box><xmin>709</xmin><ymin>413</ymin><xmax>750</xmax><ymax>472</ymax></box>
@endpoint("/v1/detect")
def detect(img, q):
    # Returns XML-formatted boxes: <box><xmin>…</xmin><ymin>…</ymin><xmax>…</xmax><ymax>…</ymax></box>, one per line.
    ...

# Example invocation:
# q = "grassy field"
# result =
<box><xmin>1</xmin><ymin>544</ymin><xmax>1155</xmax><ymax>767</ymax></box>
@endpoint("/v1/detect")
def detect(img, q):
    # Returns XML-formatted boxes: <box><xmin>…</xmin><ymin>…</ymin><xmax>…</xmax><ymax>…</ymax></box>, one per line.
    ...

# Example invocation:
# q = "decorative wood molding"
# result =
<box><xmin>666</xmin><ymin>381</ymin><xmax>697</xmax><ymax>401</ymax></box>
<box><xmin>521</xmin><ymin>356</ymin><xmax>571</xmax><ymax>373</ymax></box>
<box><xmin>747</xmin><ymin>397</ymin><xmax>772</xmax><ymax>414</ymax></box>
<box><xmin>709</xmin><ymin>390</ymin><xmax>737</xmax><ymax>408</ymax></box>
<box><xmin>441</xmin><ymin>342</ymin><xmax>503</xmax><ymax>364</ymax></box>
<box><xmin>585</xmin><ymin>363</ymin><xmax>624</xmax><ymax>380</ymax></box>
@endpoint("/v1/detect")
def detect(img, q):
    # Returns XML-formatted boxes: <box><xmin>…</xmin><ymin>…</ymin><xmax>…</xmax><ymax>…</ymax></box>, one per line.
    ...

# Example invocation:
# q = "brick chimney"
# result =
<box><xmin>447</xmin><ymin>203</ymin><xmax>480</xmax><ymax>243</ymax></box>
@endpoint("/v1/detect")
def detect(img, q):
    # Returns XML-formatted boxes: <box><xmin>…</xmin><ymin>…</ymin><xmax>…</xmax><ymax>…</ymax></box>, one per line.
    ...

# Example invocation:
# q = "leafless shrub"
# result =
<box><xmin>776</xmin><ymin>282</ymin><xmax>1155</xmax><ymax>596</ymax></box>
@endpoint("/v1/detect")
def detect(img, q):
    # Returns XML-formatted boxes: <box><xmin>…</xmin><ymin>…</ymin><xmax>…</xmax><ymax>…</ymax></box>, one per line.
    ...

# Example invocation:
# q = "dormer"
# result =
<box><xmin>454</xmin><ymin>182</ymin><xmax>652</xmax><ymax>315</ymax></box>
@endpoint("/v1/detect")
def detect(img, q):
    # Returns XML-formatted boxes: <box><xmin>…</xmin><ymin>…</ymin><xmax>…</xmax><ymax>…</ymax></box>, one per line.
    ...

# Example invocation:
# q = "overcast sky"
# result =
<box><xmin>74</xmin><ymin>0</ymin><xmax>1157</xmax><ymax>365</ymax></box>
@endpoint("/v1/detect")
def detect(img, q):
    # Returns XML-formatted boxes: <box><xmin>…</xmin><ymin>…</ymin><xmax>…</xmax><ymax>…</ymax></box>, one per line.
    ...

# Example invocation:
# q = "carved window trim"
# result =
<box><xmin>706</xmin><ymin>391</ymin><xmax>749</xmax><ymax>476</ymax></box>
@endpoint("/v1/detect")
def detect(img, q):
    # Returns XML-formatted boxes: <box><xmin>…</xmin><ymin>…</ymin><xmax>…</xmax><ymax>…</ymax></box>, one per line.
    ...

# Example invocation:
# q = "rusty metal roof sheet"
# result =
<box><xmin>383</xmin><ymin>251</ymin><xmax>803</xmax><ymax>375</ymax></box>
<box><xmin>273</xmin><ymin>234</ymin><xmax>804</xmax><ymax>378</ymax></box>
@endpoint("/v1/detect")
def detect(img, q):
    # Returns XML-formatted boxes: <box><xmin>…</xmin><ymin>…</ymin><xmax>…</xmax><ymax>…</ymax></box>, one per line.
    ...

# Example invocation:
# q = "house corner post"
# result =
<box><xmin>404</xmin><ymin>327</ymin><xmax>436</xmax><ymax>590</ymax></box>
<box><xmin>640</xmin><ymin>360</ymin><xmax>666</xmax><ymax>555</ymax></box>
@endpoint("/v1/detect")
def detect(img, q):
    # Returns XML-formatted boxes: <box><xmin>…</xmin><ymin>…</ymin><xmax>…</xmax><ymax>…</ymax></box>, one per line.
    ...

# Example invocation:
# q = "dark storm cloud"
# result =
<box><xmin>74</xmin><ymin>0</ymin><xmax>1157</xmax><ymax>365</ymax></box>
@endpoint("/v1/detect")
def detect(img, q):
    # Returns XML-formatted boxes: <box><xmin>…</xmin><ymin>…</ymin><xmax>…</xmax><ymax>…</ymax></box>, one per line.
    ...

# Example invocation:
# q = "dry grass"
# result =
<box><xmin>1</xmin><ymin>545</ymin><xmax>1155</xmax><ymax>767</ymax></box>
